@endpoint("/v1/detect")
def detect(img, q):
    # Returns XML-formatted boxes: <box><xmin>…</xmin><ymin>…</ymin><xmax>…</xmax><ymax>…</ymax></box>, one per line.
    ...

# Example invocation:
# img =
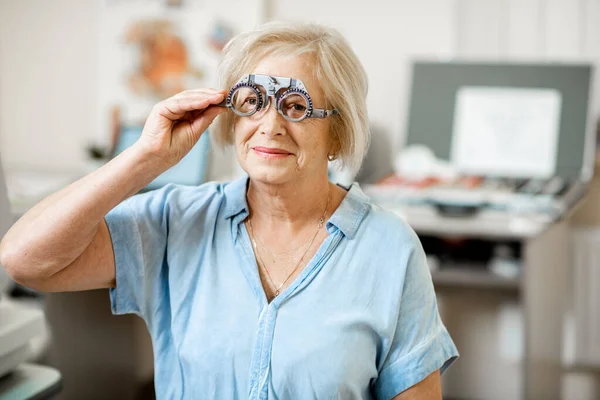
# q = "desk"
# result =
<box><xmin>413</xmin><ymin>208</ymin><xmax>568</xmax><ymax>400</ymax></box>
<box><xmin>0</xmin><ymin>364</ymin><xmax>62</xmax><ymax>400</ymax></box>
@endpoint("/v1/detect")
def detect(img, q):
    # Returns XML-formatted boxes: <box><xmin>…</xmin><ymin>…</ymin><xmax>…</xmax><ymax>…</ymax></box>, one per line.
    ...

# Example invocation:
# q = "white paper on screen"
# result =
<box><xmin>450</xmin><ymin>86</ymin><xmax>562</xmax><ymax>178</ymax></box>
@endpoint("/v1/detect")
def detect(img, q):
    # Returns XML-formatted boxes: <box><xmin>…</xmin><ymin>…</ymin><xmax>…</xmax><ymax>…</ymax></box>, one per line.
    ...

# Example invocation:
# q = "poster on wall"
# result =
<box><xmin>96</xmin><ymin>0</ymin><xmax>265</xmax><ymax>156</ymax></box>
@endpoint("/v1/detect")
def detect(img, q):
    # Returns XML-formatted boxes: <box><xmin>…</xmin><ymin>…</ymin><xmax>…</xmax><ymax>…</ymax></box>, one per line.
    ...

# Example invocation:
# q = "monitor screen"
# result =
<box><xmin>114</xmin><ymin>126</ymin><xmax>210</xmax><ymax>190</ymax></box>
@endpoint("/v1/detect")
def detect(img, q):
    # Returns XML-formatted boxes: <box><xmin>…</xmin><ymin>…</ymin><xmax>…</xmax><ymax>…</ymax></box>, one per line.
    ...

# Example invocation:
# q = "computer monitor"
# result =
<box><xmin>113</xmin><ymin>125</ymin><xmax>210</xmax><ymax>190</ymax></box>
<box><xmin>404</xmin><ymin>61</ymin><xmax>595</xmax><ymax>181</ymax></box>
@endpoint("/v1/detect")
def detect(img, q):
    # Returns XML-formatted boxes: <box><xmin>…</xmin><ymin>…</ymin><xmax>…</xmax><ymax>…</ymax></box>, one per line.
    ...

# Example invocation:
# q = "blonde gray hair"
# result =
<box><xmin>212</xmin><ymin>21</ymin><xmax>370</xmax><ymax>173</ymax></box>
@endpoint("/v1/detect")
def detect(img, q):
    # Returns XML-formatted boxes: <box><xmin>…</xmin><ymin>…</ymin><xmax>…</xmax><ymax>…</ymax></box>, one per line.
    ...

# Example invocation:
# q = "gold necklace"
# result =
<box><xmin>247</xmin><ymin>188</ymin><xmax>330</xmax><ymax>300</ymax></box>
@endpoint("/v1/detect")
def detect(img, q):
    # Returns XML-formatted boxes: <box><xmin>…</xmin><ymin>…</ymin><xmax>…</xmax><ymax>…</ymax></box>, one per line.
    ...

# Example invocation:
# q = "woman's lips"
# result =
<box><xmin>253</xmin><ymin>146</ymin><xmax>292</xmax><ymax>159</ymax></box>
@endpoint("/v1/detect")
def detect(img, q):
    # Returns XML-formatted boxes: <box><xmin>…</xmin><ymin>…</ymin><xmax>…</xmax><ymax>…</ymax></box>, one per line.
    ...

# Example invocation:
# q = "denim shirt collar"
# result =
<box><xmin>223</xmin><ymin>175</ymin><xmax>370</xmax><ymax>240</ymax></box>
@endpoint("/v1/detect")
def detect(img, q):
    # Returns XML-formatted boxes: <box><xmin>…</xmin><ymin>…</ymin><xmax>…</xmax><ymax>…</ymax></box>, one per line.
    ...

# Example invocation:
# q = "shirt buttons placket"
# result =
<box><xmin>250</xmin><ymin>303</ymin><xmax>279</xmax><ymax>400</ymax></box>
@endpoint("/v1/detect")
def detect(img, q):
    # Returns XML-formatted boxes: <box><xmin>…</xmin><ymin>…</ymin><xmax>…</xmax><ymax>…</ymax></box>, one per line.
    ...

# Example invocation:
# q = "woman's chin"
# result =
<box><xmin>245</xmin><ymin>164</ymin><xmax>296</xmax><ymax>185</ymax></box>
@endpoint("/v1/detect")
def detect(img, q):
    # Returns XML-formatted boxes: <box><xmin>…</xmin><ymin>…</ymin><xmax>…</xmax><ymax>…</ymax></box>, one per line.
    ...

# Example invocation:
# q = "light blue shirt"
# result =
<box><xmin>105</xmin><ymin>175</ymin><xmax>458</xmax><ymax>399</ymax></box>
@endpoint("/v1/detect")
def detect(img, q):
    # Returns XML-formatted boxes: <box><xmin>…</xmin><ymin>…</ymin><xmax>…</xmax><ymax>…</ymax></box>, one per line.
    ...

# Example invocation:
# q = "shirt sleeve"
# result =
<box><xmin>104</xmin><ymin>184</ymin><xmax>175</xmax><ymax>319</ymax></box>
<box><xmin>374</xmin><ymin>230</ymin><xmax>459</xmax><ymax>399</ymax></box>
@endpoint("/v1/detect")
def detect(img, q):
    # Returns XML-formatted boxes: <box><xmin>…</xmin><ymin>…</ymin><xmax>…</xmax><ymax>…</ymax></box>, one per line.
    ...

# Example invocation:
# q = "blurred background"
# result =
<box><xmin>1</xmin><ymin>0</ymin><xmax>600</xmax><ymax>399</ymax></box>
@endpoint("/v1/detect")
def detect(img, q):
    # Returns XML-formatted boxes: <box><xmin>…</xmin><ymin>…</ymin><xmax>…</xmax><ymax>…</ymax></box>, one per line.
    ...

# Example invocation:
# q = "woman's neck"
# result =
<box><xmin>246</xmin><ymin>176</ymin><xmax>331</xmax><ymax>233</ymax></box>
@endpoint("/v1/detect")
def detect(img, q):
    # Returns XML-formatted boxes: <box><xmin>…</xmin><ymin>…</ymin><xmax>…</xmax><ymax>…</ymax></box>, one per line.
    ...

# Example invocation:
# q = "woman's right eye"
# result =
<box><xmin>245</xmin><ymin>97</ymin><xmax>257</xmax><ymax>105</ymax></box>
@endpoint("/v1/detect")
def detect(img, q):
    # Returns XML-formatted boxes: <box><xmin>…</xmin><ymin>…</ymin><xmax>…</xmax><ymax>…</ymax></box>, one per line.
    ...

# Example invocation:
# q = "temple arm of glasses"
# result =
<box><xmin>310</xmin><ymin>109</ymin><xmax>339</xmax><ymax>118</ymax></box>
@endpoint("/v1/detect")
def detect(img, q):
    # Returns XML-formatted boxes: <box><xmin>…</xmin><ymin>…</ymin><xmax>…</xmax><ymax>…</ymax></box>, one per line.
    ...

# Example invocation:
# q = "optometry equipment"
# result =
<box><xmin>220</xmin><ymin>74</ymin><xmax>339</xmax><ymax>122</ymax></box>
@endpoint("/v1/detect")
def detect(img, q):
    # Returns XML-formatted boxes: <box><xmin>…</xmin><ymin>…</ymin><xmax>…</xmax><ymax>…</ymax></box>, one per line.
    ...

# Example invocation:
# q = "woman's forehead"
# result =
<box><xmin>251</xmin><ymin>54</ymin><xmax>309</xmax><ymax>75</ymax></box>
<box><xmin>248</xmin><ymin>55</ymin><xmax>325</xmax><ymax>100</ymax></box>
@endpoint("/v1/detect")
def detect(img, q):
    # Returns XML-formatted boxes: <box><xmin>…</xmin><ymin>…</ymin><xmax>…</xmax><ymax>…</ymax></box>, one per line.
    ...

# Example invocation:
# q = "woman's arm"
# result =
<box><xmin>392</xmin><ymin>370</ymin><xmax>441</xmax><ymax>400</ymax></box>
<box><xmin>0</xmin><ymin>89</ymin><xmax>226</xmax><ymax>292</ymax></box>
<box><xmin>0</xmin><ymin>145</ymin><xmax>165</xmax><ymax>291</ymax></box>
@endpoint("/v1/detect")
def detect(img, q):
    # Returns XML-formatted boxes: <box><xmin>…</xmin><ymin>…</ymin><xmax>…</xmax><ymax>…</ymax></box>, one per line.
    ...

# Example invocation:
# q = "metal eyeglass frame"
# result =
<box><xmin>219</xmin><ymin>74</ymin><xmax>339</xmax><ymax>122</ymax></box>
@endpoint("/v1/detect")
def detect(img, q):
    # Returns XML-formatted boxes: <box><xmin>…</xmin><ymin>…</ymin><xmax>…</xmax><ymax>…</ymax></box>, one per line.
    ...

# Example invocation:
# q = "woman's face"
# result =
<box><xmin>233</xmin><ymin>55</ymin><xmax>332</xmax><ymax>186</ymax></box>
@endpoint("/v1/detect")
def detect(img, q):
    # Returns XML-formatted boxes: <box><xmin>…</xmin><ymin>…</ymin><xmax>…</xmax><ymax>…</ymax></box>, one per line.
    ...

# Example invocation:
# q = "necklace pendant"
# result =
<box><xmin>275</xmin><ymin>289</ymin><xmax>280</xmax><ymax>296</ymax></box>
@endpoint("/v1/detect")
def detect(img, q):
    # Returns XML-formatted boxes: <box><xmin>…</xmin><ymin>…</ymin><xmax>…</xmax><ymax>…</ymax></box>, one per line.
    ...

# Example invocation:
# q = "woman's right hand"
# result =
<box><xmin>0</xmin><ymin>88</ymin><xmax>228</xmax><ymax>292</ymax></box>
<box><xmin>137</xmin><ymin>88</ymin><xmax>227</xmax><ymax>168</ymax></box>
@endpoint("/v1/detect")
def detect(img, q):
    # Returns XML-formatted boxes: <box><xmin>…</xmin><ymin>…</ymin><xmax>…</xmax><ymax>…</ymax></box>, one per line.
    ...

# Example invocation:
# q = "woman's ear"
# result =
<box><xmin>328</xmin><ymin>129</ymin><xmax>342</xmax><ymax>161</ymax></box>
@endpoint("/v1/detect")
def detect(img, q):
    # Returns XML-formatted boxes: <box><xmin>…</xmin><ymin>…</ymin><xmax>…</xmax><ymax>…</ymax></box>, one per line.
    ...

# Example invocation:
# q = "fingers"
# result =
<box><xmin>156</xmin><ymin>92</ymin><xmax>226</xmax><ymax>121</ymax></box>
<box><xmin>174</xmin><ymin>88</ymin><xmax>227</xmax><ymax>98</ymax></box>
<box><xmin>170</xmin><ymin>104</ymin><xmax>225</xmax><ymax>146</ymax></box>
<box><xmin>189</xmin><ymin>104</ymin><xmax>227</xmax><ymax>134</ymax></box>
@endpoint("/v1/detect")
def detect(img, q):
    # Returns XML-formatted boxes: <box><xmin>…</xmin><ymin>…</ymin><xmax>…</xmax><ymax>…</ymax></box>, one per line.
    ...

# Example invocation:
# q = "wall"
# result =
<box><xmin>0</xmin><ymin>0</ymin><xmax>99</xmax><ymax>171</ymax></box>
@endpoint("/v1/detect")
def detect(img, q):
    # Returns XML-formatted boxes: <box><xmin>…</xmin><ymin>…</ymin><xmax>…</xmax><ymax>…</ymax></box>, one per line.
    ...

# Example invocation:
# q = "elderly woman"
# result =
<box><xmin>0</xmin><ymin>22</ymin><xmax>457</xmax><ymax>399</ymax></box>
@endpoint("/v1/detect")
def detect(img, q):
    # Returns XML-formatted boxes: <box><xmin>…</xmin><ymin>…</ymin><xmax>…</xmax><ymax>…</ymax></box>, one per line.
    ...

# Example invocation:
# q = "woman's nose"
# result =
<box><xmin>258</xmin><ymin>96</ymin><xmax>286</xmax><ymax>137</ymax></box>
